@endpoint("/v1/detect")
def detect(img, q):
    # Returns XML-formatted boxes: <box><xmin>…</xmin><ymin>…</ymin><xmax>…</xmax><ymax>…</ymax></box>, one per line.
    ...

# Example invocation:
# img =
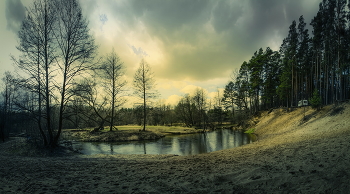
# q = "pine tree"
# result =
<box><xmin>310</xmin><ymin>89</ymin><xmax>322</xmax><ymax>110</ymax></box>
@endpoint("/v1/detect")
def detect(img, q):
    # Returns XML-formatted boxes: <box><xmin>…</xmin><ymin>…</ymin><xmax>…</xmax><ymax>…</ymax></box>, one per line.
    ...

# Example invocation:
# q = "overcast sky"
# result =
<box><xmin>1</xmin><ymin>0</ymin><xmax>321</xmax><ymax>106</ymax></box>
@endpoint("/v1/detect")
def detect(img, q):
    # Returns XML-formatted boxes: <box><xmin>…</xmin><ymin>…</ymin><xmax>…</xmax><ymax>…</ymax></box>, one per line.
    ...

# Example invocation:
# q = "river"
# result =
<box><xmin>72</xmin><ymin>129</ymin><xmax>253</xmax><ymax>156</ymax></box>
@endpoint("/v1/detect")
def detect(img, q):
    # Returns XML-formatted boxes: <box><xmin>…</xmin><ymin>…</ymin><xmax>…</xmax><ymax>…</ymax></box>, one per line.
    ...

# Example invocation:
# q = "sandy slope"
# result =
<box><xmin>1</xmin><ymin>103</ymin><xmax>350</xmax><ymax>193</ymax></box>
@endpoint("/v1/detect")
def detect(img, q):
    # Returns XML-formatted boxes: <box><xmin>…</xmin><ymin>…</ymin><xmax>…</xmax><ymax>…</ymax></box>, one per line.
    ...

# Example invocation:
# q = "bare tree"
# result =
<box><xmin>13</xmin><ymin>0</ymin><xmax>96</xmax><ymax>147</ymax></box>
<box><xmin>99</xmin><ymin>49</ymin><xmax>126</xmax><ymax>131</ymax></box>
<box><xmin>133</xmin><ymin>59</ymin><xmax>157</xmax><ymax>131</ymax></box>
<box><xmin>13</xmin><ymin>0</ymin><xmax>56</xmax><ymax>145</ymax></box>
<box><xmin>53</xmin><ymin>0</ymin><xmax>97</xmax><ymax>146</ymax></box>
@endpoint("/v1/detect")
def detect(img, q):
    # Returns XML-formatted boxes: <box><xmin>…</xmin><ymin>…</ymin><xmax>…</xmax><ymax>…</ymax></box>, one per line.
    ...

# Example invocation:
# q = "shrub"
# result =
<box><xmin>310</xmin><ymin>89</ymin><xmax>322</xmax><ymax>110</ymax></box>
<box><xmin>244</xmin><ymin>128</ymin><xmax>255</xmax><ymax>134</ymax></box>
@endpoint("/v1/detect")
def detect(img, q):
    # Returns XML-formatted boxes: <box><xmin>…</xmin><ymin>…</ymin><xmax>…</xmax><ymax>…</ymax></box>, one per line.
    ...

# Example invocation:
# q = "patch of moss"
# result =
<box><xmin>244</xmin><ymin>128</ymin><xmax>255</xmax><ymax>134</ymax></box>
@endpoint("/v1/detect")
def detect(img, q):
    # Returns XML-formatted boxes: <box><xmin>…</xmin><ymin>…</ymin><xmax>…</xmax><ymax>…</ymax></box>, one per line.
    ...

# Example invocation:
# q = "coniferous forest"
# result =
<box><xmin>223</xmin><ymin>0</ymin><xmax>350</xmax><ymax>114</ymax></box>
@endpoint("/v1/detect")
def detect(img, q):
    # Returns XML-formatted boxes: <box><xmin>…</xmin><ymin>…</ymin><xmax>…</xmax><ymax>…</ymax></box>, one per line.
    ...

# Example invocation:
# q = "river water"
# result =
<box><xmin>72</xmin><ymin>129</ymin><xmax>253</xmax><ymax>156</ymax></box>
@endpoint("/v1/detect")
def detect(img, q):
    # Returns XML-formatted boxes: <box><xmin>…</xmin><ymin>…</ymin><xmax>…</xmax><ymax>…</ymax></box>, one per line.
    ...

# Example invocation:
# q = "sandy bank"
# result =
<box><xmin>1</xmin><ymin>103</ymin><xmax>349</xmax><ymax>193</ymax></box>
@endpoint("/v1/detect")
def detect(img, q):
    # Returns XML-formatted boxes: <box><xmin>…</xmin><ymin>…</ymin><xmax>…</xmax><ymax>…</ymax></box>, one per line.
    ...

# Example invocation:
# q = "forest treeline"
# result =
<box><xmin>224</xmin><ymin>0</ymin><xmax>350</xmax><ymax>115</ymax></box>
<box><xmin>1</xmin><ymin>0</ymin><xmax>350</xmax><ymax>146</ymax></box>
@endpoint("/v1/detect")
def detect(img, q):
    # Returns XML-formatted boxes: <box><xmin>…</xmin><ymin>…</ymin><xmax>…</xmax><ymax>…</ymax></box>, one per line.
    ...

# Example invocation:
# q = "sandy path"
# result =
<box><xmin>1</xmin><ymin>104</ymin><xmax>350</xmax><ymax>193</ymax></box>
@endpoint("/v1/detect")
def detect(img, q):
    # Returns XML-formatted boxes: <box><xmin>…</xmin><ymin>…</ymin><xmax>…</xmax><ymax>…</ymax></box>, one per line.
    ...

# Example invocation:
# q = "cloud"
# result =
<box><xmin>180</xmin><ymin>85</ymin><xmax>209</xmax><ymax>96</ymax></box>
<box><xmin>210</xmin><ymin>1</ymin><xmax>244</xmax><ymax>33</ymax></box>
<box><xmin>99</xmin><ymin>14</ymin><xmax>108</xmax><ymax>25</ymax></box>
<box><xmin>208</xmin><ymin>88</ymin><xmax>224</xmax><ymax>99</ymax></box>
<box><xmin>111</xmin><ymin>0</ymin><xmax>317</xmax><ymax>81</ymax></box>
<box><xmin>128</xmin><ymin>44</ymin><xmax>149</xmax><ymax>57</ymax></box>
<box><xmin>172</xmin><ymin>81</ymin><xmax>187</xmax><ymax>89</ymax></box>
<box><xmin>165</xmin><ymin>95</ymin><xmax>182</xmax><ymax>106</ymax></box>
<box><xmin>68</xmin><ymin>0</ymin><xmax>322</xmax><ymax>101</ymax></box>
<box><xmin>119</xmin><ymin>0</ymin><xmax>320</xmax><ymax>81</ymax></box>
<box><xmin>5</xmin><ymin>0</ymin><xmax>25</xmax><ymax>33</ymax></box>
<box><xmin>157</xmin><ymin>82</ymin><xmax>172</xmax><ymax>90</ymax></box>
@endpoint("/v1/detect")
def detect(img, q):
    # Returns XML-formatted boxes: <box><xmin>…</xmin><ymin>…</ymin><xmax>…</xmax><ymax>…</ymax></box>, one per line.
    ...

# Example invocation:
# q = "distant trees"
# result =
<box><xmin>225</xmin><ymin>47</ymin><xmax>280</xmax><ymax>115</ymax></box>
<box><xmin>175</xmin><ymin>94</ymin><xmax>196</xmax><ymax>127</ymax></box>
<box><xmin>174</xmin><ymin>88</ymin><xmax>209</xmax><ymax>129</ymax></box>
<box><xmin>133</xmin><ymin>59</ymin><xmax>157</xmax><ymax>131</ymax></box>
<box><xmin>146</xmin><ymin>101</ymin><xmax>174</xmax><ymax>126</ymax></box>
<box><xmin>0</xmin><ymin>72</ymin><xmax>16</xmax><ymax>142</ymax></box>
<box><xmin>222</xmin><ymin>81</ymin><xmax>236</xmax><ymax>123</ymax></box>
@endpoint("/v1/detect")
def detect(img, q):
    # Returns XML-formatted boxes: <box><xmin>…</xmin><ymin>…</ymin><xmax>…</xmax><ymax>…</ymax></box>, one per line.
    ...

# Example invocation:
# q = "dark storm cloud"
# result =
<box><xmin>92</xmin><ymin>0</ymin><xmax>321</xmax><ymax>81</ymax></box>
<box><xmin>5</xmin><ymin>0</ymin><xmax>26</xmax><ymax>33</ymax></box>
<box><xmin>124</xmin><ymin>0</ymin><xmax>212</xmax><ymax>45</ymax></box>
<box><xmin>210</xmin><ymin>1</ymin><xmax>244</xmax><ymax>33</ymax></box>
<box><xmin>240</xmin><ymin>0</ymin><xmax>320</xmax><ymax>48</ymax></box>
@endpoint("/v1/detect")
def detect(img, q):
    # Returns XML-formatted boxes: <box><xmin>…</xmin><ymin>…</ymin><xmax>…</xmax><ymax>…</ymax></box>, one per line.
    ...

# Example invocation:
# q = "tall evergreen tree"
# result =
<box><xmin>297</xmin><ymin>15</ymin><xmax>311</xmax><ymax>101</ymax></box>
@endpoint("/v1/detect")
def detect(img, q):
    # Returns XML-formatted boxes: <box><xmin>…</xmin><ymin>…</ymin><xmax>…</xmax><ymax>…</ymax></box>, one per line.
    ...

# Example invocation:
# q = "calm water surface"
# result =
<box><xmin>72</xmin><ymin>129</ymin><xmax>253</xmax><ymax>156</ymax></box>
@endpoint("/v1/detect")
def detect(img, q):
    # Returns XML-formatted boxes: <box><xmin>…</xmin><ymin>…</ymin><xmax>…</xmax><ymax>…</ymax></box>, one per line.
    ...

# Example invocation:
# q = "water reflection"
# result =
<box><xmin>73</xmin><ymin>129</ymin><xmax>253</xmax><ymax>156</ymax></box>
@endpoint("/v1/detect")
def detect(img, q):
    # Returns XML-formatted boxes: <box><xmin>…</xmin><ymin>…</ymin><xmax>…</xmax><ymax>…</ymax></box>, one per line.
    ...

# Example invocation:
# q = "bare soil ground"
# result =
<box><xmin>1</xmin><ymin>103</ymin><xmax>350</xmax><ymax>193</ymax></box>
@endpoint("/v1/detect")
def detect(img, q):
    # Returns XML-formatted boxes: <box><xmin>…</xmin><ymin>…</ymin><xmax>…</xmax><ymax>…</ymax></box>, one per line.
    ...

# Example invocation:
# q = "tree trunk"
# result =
<box><xmin>143</xmin><ymin>86</ymin><xmax>146</xmax><ymax>131</ymax></box>
<box><xmin>44</xmin><ymin>2</ymin><xmax>53</xmax><ymax>145</ymax></box>
<box><xmin>110</xmin><ymin>70</ymin><xmax>115</xmax><ymax>131</ymax></box>
<box><xmin>53</xmin><ymin>60</ymin><xmax>68</xmax><ymax>147</ymax></box>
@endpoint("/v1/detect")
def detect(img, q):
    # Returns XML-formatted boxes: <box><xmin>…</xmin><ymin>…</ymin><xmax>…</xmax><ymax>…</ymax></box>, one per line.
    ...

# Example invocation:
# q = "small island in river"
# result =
<box><xmin>61</xmin><ymin>125</ymin><xmax>207</xmax><ymax>142</ymax></box>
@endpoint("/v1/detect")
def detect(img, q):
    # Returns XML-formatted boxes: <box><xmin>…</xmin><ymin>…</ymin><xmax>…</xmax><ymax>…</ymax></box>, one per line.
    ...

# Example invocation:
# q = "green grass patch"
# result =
<box><xmin>244</xmin><ymin>128</ymin><xmax>255</xmax><ymax>134</ymax></box>
<box><xmin>79</xmin><ymin>125</ymin><xmax>196</xmax><ymax>134</ymax></box>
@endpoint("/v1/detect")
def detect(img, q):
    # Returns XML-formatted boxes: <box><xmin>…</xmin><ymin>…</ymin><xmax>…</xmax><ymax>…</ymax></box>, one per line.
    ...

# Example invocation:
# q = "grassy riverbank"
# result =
<box><xmin>61</xmin><ymin>125</ymin><xmax>203</xmax><ymax>142</ymax></box>
<box><xmin>1</xmin><ymin>102</ymin><xmax>349</xmax><ymax>193</ymax></box>
<box><xmin>113</xmin><ymin>125</ymin><xmax>199</xmax><ymax>134</ymax></box>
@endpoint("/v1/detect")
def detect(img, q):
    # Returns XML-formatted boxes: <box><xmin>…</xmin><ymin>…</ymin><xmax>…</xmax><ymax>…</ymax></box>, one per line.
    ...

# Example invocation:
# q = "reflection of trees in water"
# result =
<box><xmin>175</xmin><ymin>135</ymin><xmax>204</xmax><ymax>155</ymax></box>
<box><xmin>79</xmin><ymin>129</ymin><xmax>252</xmax><ymax>155</ymax></box>
<box><xmin>222</xmin><ymin>129</ymin><xmax>234</xmax><ymax>150</ymax></box>
<box><xmin>233</xmin><ymin>130</ymin><xmax>244</xmax><ymax>147</ymax></box>
<box><xmin>199</xmin><ymin>133</ymin><xmax>210</xmax><ymax>154</ymax></box>
<box><xmin>215</xmin><ymin>129</ymin><xmax>223</xmax><ymax>151</ymax></box>
<box><xmin>242</xmin><ymin>133</ymin><xmax>251</xmax><ymax>145</ymax></box>
<box><xmin>183</xmin><ymin>136</ymin><xmax>193</xmax><ymax>155</ymax></box>
<box><xmin>234</xmin><ymin>131</ymin><xmax>238</xmax><ymax>147</ymax></box>
<box><xmin>170</xmin><ymin>130</ymin><xmax>250</xmax><ymax>155</ymax></box>
<box><xmin>110</xmin><ymin>144</ymin><xmax>114</xmax><ymax>154</ymax></box>
<box><xmin>242</xmin><ymin>133</ymin><xmax>248</xmax><ymax>145</ymax></box>
<box><xmin>90</xmin><ymin>143</ymin><xmax>105</xmax><ymax>154</ymax></box>
<box><xmin>170</xmin><ymin>137</ymin><xmax>183</xmax><ymax>155</ymax></box>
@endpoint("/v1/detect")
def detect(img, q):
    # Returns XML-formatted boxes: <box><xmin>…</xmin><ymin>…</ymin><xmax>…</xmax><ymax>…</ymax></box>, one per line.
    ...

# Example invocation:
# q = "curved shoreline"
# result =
<box><xmin>1</xmin><ymin>104</ymin><xmax>349</xmax><ymax>193</ymax></box>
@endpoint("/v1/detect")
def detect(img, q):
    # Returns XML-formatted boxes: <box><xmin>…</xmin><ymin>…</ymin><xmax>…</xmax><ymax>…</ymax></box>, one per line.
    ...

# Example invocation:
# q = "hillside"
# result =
<box><xmin>0</xmin><ymin>102</ymin><xmax>349</xmax><ymax>193</ymax></box>
<box><xmin>254</xmin><ymin>102</ymin><xmax>349</xmax><ymax>146</ymax></box>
